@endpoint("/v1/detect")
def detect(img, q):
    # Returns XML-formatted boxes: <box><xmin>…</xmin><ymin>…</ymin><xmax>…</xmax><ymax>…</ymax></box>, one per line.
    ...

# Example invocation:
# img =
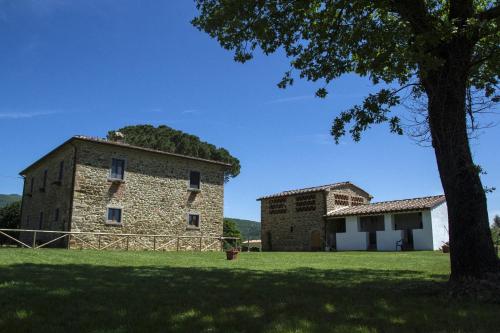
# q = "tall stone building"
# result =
<box><xmin>19</xmin><ymin>136</ymin><xmax>229</xmax><ymax>250</ymax></box>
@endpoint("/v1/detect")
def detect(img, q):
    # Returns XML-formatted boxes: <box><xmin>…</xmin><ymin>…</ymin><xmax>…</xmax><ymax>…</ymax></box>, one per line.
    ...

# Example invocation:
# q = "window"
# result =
<box><xmin>187</xmin><ymin>213</ymin><xmax>200</xmax><ymax>228</ymax></box>
<box><xmin>38</xmin><ymin>211</ymin><xmax>44</xmax><ymax>230</ymax></box>
<box><xmin>334</xmin><ymin>193</ymin><xmax>349</xmax><ymax>206</ymax></box>
<box><xmin>331</xmin><ymin>218</ymin><xmax>346</xmax><ymax>233</ymax></box>
<box><xmin>40</xmin><ymin>170</ymin><xmax>48</xmax><ymax>191</ymax></box>
<box><xmin>189</xmin><ymin>171</ymin><xmax>201</xmax><ymax>190</ymax></box>
<box><xmin>359</xmin><ymin>215</ymin><xmax>385</xmax><ymax>232</ymax></box>
<box><xmin>269</xmin><ymin>197</ymin><xmax>287</xmax><ymax>214</ymax></box>
<box><xmin>290</xmin><ymin>226</ymin><xmax>294</xmax><ymax>233</ymax></box>
<box><xmin>394</xmin><ymin>212</ymin><xmax>423</xmax><ymax>230</ymax></box>
<box><xmin>57</xmin><ymin>161</ymin><xmax>64</xmax><ymax>182</ymax></box>
<box><xmin>107</xmin><ymin>208</ymin><xmax>122</xmax><ymax>224</ymax></box>
<box><xmin>351</xmin><ymin>196</ymin><xmax>365</xmax><ymax>206</ymax></box>
<box><xmin>110</xmin><ymin>158</ymin><xmax>125</xmax><ymax>180</ymax></box>
<box><xmin>54</xmin><ymin>208</ymin><xmax>60</xmax><ymax>222</ymax></box>
<box><xmin>295</xmin><ymin>194</ymin><xmax>316</xmax><ymax>212</ymax></box>
<box><xmin>29</xmin><ymin>177</ymin><xmax>35</xmax><ymax>194</ymax></box>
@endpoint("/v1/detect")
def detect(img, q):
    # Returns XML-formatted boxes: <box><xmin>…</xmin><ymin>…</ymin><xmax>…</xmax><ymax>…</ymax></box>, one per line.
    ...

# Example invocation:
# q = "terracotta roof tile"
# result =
<box><xmin>257</xmin><ymin>182</ymin><xmax>371</xmax><ymax>200</ymax></box>
<box><xmin>326</xmin><ymin>195</ymin><xmax>446</xmax><ymax>217</ymax></box>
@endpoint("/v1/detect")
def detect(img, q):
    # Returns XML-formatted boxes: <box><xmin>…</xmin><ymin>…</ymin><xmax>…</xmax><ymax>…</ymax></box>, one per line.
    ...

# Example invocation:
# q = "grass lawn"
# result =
<box><xmin>0</xmin><ymin>250</ymin><xmax>498</xmax><ymax>333</ymax></box>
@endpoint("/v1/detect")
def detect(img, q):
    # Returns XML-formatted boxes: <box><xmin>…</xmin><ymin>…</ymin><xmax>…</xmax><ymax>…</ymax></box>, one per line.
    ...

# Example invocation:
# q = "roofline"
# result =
<box><xmin>19</xmin><ymin>136</ymin><xmax>232</xmax><ymax>175</ymax></box>
<box><xmin>324</xmin><ymin>195</ymin><xmax>446</xmax><ymax>218</ymax></box>
<box><xmin>256</xmin><ymin>181</ymin><xmax>373</xmax><ymax>201</ymax></box>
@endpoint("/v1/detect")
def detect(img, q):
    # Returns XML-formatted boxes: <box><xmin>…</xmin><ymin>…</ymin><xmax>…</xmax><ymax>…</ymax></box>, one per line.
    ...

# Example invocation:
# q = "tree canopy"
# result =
<box><xmin>192</xmin><ymin>0</ymin><xmax>498</xmax><ymax>142</ymax></box>
<box><xmin>0</xmin><ymin>201</ymin><xmax>21</xmax><ymax>230</ymax></box>
<box><xmin>192</xmin><ymin>1</ymin><xmax>500</xmax><ymax>282</ymax></box>
<box><xmin>107</xmin><ymin>125</ymin><xmax>240</xmax><ymax>180</ymax></box>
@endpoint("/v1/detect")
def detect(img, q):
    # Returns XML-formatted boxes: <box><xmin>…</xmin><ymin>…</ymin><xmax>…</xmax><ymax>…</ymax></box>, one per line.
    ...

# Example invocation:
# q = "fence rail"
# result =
<box><xmin>0</xmin><ymin>228</ymin><xmax>239</xmax><ymax>252</ymax></box>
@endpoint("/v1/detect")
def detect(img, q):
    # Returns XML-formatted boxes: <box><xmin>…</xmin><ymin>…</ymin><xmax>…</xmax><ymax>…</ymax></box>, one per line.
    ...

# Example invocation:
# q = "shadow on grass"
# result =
<box><xmin>0</xmin><ymin>264</ymin><xmax>498</xmax><ymax>333</ymax></box>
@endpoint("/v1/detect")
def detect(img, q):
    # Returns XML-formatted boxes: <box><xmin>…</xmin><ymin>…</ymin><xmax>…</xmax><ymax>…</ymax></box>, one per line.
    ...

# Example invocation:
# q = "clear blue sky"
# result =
<box><xmin>1</xmin><ymin>1</ymin><xmax>498</xmax><ymax>222</ymax></box>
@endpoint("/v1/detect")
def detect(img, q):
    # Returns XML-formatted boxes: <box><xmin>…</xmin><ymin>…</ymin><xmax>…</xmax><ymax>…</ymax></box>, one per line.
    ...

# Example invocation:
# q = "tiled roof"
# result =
<box><xmin>326</xmin><ymin>195</ymin><xmax>446</xmax><ymax>217</ymax></box>
<box><xmin>20</xmin><ymin>135</ymin><xmax>231</xmax><ymax>175</ymax></box>
<box><xmin>257</xmin><ymin>182</ymin><xmax>372</xmax><ymax>200</ymax></box>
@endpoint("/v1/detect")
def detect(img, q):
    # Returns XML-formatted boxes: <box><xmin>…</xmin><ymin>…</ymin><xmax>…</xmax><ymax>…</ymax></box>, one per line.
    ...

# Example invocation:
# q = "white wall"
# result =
<box><xmin>413</xmin><ymin>210</ymin><xmax>434</xmax><ymax>250</ymax></box>
<box><xmin>336</xmin><ymin>216</ymin><xmax>367</xmax><ymax>250</ymax></box>
<box><xmin>430</xmin><ymin>202</ymin><xmax>449</xmax><ymax>250</ymax></box>
<box><xmin>376</xmin><ymin>214</ymin><xmax>402</xmax><ymax>251</ymax></box>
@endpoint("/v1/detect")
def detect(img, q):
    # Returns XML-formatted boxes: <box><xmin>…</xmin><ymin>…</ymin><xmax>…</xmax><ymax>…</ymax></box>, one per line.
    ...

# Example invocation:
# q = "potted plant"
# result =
<box><xmin>225</xmin><ymin>246</ymin><xmax>239</xmax><ymax>260</ymax></box>
<box><xmin>441</xmin><ymin>242</ymin><xmax>450</xmax><ymax>253</ymax></box>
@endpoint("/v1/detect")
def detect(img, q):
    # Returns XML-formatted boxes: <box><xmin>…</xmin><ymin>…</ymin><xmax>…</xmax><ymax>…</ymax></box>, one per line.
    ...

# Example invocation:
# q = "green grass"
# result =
<box><xmin>0</xmin><ymin>250</ymin><xmax>498</xmax><ymax>333</ymax></box>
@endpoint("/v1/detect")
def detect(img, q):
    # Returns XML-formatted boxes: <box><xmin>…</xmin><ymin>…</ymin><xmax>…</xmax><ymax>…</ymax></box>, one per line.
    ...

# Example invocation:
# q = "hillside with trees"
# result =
<box><xmin>107</xmin><ymin>125</ymin><xmax>240</xmax><ymax>181</ymax></box>
<box><xmin>224</xmin><ymin>218</ymin><xmax>260</xmax><ymax>241</ymax></box>
<box><xmin>0</xmin><ymin>194</ymin><xmax>21</xmax><ymax>208</ymax></box>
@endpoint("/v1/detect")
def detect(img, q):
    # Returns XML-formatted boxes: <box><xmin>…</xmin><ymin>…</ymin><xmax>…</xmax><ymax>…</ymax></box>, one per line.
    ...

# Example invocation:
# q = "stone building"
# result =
<box><xmin>19</xmin><ymin>136</ymin><xmax>229</xmax><ymax>250</ymax></box>
<box><xmin>259</xmin><ymin>182</ymin><xmax>448</xmax><ymax>251</ymax></box>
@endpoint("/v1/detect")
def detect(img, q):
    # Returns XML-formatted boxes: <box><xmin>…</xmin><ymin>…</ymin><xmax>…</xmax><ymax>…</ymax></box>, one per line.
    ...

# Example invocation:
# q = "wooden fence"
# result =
<box><xmin>0</xmin><ymin>228</ymin><xmax>239</xmax><ymax>252</ymax></box>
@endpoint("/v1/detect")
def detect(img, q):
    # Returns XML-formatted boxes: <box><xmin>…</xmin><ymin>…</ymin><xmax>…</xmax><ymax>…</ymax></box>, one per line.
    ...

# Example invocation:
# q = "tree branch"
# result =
<box><xmin>476</xmin><ymin>4</ymin><xmax>500</xmax><ymax>21</ymax></box>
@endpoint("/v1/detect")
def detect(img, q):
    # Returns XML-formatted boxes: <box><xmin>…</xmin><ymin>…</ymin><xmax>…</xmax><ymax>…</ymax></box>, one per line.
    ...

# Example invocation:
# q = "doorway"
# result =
<box><xmin>402</xmin><ymin>229</ymin><xmax>414</xmax><ymax>250</ymax></box>
<box><xmin>367</xmin><ymin>231</ymin><xmax>377</xmax><ymax>250</ymax></box>
<box><xmin>310</xmin><ymin>230</ymin><xmax>321</xmax><ymax>251</ymax></box>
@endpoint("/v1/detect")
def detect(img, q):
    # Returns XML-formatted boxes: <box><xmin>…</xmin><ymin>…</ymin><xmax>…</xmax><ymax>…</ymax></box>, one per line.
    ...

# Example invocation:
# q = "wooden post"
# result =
<box><xmin>126</xmin><ymin>236</ymin><xmax>129</xmax><ymax>251</ymax></box>
<box><xmin>67</xmin><ymin>234</ymin><xmax>71</xmax><ymax>250</ymax></box>
<box><xmin>199</xmin><ymin>236</ymin><xmax>203</xmax><ymax>252</ymax></box>
<box><xmin>32</xmin><ymin>231</ymin><xmax>37</xmax><ymax>249</ymax></box>
<box><xmin>176</xmin><ymin>236</ymin><xmax>180</xmax><ymax>251</ymax></box>
<box><xmin>98</xmin><ymin>234</ymin><xmax>101</xmax><ymax>250</ymax></box>
<box><xmin>153</xmin><ymin>236</ymin><xmax>156</xmax><ymax>251</ymax></box>
<box><xmin>220</xmin><ymin>237</ymin><xmax>224</xmax><ymax>252</ymax></box>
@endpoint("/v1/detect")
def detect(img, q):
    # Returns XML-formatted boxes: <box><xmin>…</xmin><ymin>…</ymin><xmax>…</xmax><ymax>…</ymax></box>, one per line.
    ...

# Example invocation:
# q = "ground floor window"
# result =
<box><xmin>393</xmin><ymin>212</ymin><xmax>423</xmax><ymax>230</ymax></box>
<box><xmin>358</xmin><ymin>215</ymin><xmax>385</xmax><ymax>232</ymax></box>
<box><xmin>106</xmin><ymin>207</ymin><xmax>122</xmax><ymax>224</ymax></box>
<box><xmin>187</xmin><ymin>213</ymin><xmax>200</xmax><ymax>228</ymax></box>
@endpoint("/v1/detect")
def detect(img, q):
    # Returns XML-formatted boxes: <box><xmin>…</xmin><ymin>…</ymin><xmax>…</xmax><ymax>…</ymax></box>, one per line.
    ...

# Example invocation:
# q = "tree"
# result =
<box><xmin>0</xmin><ymin>201</ymin><xmax>21</xmax><ymax>245</ymax></box>
<box><xmin>493</xmin><ymin>215</ymin><xmax>500</xmax><ymax>229</ymax></box>
<box><xmin>107</xmin><ymin>125</ymin><xmax>240</xmax><ymax>181</ymax></box>
<box><xmin>192</xmin><ymin>0</ymin><xmax>499</xmax><ymax>281</ymax></box>
<box><xmin>223</xmin><ymin>218</ymin><xmax>242</xmax><ymax>249</ymax></box>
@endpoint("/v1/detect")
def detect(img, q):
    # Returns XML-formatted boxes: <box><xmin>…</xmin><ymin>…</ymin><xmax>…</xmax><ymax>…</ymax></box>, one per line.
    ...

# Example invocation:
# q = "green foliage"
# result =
<box><xmin>223</xmin><ymin>218</ymin><xmax>242</xmax><ymax>249</ymax></box>
<box><xmin>224</xmin><ymin>217</ymin><xmax>260</xmax><ymax>241</ymax></box>
<box><xmin>0</xmin><ymin>201</ymin><xmax>21</xmax><ymax>229</ymax></box>
<box><xmin>192</xmin><ymin>0</ymin><xmax>499</xmax><ymax>142</ymax></box>
<box><xmin>0</xmin><ymin>194</ymin><xmax>21</xmax><ymax>208</ymax></box>
<box><xmin>107</xmin><ymin>125</ymin><xmax>240</xmax><ymax>180</ymax></box>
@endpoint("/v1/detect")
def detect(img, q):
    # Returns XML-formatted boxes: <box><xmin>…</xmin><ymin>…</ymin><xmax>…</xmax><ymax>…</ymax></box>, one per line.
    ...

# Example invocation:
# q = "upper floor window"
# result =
<box><xmin>57</xmin><ymin>161</ymin><xmax>64</xmax><ymax>182</ymax></box>
<box><xmin>29</xmin><ymin>177</ymin><xmax>35</xmax><ymax>194</ymax></box>
<box><xmin>334</xmin><ymin>193</ymin><xmax>349</xmax><ymax>206</ymax></box>
<box><xmin>269</xmin><ymin>197</ymin><xmax>287</xmax><ymax>214</ymax></box>
<box><xmin>40</xmin><ymin>170</ymin><xmax>48</xmax><ymax>191</ymax></box>
<box><xmin>110</xmin><ymin>158</ymin><xmax>125</xmax><ymax>180</ymax></box>
<box><xmin>351</xmin><ymin>196</ymin><xmax>365</xmax><ymax>206</ymax></box>
<box><xmin>189</xmin><ymin>171</ymin><xmax>201</xmax><ymax>190</ymax></box>
<box><xmin>296</xmin><ymin>194</ymin><xmax>316</xmax><ymax>212</ymax></box>
<box><xmin>187</xmin><ymin>213</ymin><xmax>200</xmax><ymax>228</ymax></box>
<box><xmin>106</xmin><ymin>207</ymin><xmax>122</xmax><ymax>224</ymax></box>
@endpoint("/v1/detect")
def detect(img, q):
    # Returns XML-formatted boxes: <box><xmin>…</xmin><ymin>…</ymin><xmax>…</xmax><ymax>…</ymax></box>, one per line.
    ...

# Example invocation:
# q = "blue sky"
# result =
<box><xmin>0</xmin><ymin>0</ymin><xmax>499</xmax><ymax>222</ymax></box>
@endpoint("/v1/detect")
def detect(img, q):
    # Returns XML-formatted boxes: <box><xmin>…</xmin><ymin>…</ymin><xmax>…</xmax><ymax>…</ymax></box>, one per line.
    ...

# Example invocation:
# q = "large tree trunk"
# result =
<box><xmin>424</xmin><ymin>38</ymin><xmax>499</xmax><ymax>281</ymax></box>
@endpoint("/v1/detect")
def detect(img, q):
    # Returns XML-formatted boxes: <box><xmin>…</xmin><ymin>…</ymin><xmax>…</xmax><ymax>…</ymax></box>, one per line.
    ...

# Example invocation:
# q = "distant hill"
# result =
<box><xmin>224</xmin><ymin>218</ymin><xmax>261</xmax><ymax>240</ymax></box>
<box><xmin>0</xmin><ymin>194</ymin><xmax>21</xmax><ymax>208</ymax></box>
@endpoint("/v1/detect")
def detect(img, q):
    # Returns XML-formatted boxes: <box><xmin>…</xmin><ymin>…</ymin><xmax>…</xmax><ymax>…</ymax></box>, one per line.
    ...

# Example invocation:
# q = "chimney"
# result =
<box><xmin>110</xmin><ymin>131</ymin><xmax>125</xmax><ymax>143</ymax></box>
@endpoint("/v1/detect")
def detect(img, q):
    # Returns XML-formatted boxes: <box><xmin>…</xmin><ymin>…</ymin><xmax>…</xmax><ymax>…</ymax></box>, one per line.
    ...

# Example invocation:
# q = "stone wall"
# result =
<box><xmin>260</xmin><ymin>191</ymin><xmax>327</xmax><ymax>251</ymax></box>
<box><xmin>260</xmin><ymin>184</ymin><xmax>372</xmax><ymax>252</ymax></box>
<box><xmin>19</xmin><ymin>145</ymin><xmax>76</xmax><ymax>245</ymax></box>
<box><xmin>70</xmin><ymin>140</ymin><xmax>226</xmax><ymax>250</ymax></box>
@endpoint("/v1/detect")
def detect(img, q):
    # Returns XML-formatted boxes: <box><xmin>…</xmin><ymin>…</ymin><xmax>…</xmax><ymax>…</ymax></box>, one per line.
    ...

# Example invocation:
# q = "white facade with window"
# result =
<box><xmin>327</xmin><ymin>199</ymin><xmax>448</xmax><ymax>251</ymax></box>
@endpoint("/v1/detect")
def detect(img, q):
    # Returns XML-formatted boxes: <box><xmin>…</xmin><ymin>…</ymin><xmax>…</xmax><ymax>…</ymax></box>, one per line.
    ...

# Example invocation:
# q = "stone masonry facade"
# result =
<box><xmin>20</xmin><ymin>136</ymin><xmax>228</xmax><ymax>251</ymax></box>
<box><xmin>259</xmin><ymin>183</ymin><xmax>371</xmax><ymax>251</ymax></box>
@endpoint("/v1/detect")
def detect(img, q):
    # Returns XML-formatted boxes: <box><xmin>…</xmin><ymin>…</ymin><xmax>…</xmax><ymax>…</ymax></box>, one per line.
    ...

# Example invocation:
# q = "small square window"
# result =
<box><xmin>54</xmin><ymin>208</ymin><xmax>60</xmax><ymax>222</ymax></box>
<box><xmin>189</xmin><ymin>171</ymin><xmax>201</xmax><ymax>190</ymax></box>
<box><xmin>107</xmin><ymin>208</ymin><xmax>122</xmax><ymax>224</ymax></box>
<box><xmin>110</xmin><ymin>158</ymin><xmax>125</xmax><ymax>180</ymax></box>
<box><xmin>38</xmin><ymin>211</ymin><xmax>44</xmax><ymax>230</ymax></box>
<box><xmin>187</xmin><ymin>213</ymin><xmax>200</xmax><ymax>228</ymax></box>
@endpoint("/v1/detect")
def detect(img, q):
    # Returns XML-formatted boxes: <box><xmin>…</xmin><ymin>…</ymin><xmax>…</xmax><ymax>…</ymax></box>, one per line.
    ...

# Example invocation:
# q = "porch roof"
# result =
<box><xmin>326</xmin><ymin>195</ymin><xmax>446</xmax><ymax>218</ymax></box>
